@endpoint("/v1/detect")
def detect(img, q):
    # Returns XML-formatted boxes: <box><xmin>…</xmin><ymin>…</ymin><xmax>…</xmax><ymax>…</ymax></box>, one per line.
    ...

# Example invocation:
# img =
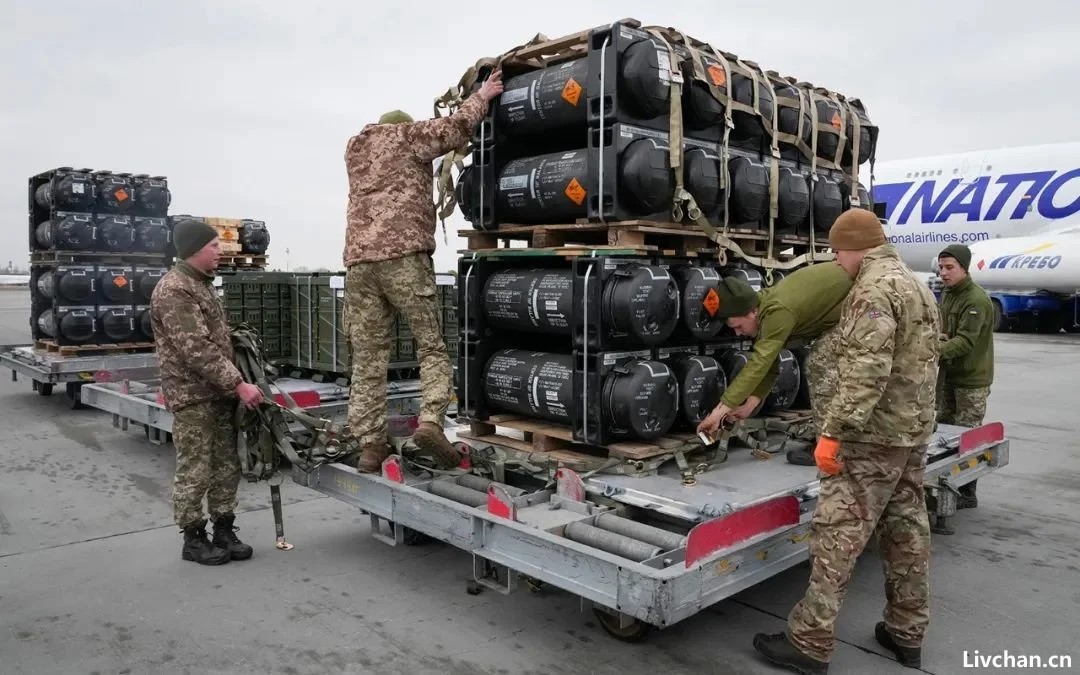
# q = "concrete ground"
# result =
<box><xmin>0</xmin><ymin>288</ymin><xmax>1077</xmax><ymax>674</ymax></box>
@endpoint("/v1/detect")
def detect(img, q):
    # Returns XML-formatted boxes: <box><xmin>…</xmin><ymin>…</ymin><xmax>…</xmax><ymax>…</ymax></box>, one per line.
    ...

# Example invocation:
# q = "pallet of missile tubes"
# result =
<box><xmin>436</xmin><ymin>18</ymin><xmax>872</xmax><ymax>471</ymax></box>
<box><xmin>438</xmin><ymin>17</ymin><xmax>880</xmax><ymax>273</ymax></box>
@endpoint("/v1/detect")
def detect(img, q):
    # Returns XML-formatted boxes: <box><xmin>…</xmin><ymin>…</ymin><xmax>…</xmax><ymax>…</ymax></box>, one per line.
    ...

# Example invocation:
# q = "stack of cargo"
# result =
<box><xmin>169</xmin><ymin>214</ymin><xmax>271</xmax><ymax>269</ymax></box>
<box><xmin>27</xmin><ymin>167</ymin><xmax>173</xmax><ymax>350</ymax></box>
<box><xmin>451</xmin><ymin>18</ymin><xmax>876</xmax><ymax>240</ymax></box>
<box><xmin>446</xmin><ymin>18</ymin><xmax>874</xmax><ymax>447</ymax></box>
<box><xmin>216</xmin><ymin>271</ymin><xmax>458</xmax><ymax>379</ymax></box>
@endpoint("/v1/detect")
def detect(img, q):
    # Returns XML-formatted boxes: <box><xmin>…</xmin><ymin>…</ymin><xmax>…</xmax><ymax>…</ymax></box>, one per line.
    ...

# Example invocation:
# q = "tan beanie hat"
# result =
<box><xmin>828</xmin><ymin>208</ymin><xmax>886</xmax><ymax>250</ymax></box>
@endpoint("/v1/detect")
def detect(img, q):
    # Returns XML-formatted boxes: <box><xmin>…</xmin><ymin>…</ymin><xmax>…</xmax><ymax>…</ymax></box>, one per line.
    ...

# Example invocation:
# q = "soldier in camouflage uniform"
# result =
<box><xmin>696</xmin><ymin>263</ymin><xmax>852</xmax><ymax>465</ymax></box>
<box><xmin>341</xmin><ymin>69</ymin><xmax>504</xmax><ymax>473</ymax></box>
<box><xmin>151</xmin><ymin>219</ymin><xmax>265</xmax><ymax>566</ymax></box>
<box><xmin>935</xmin><ymin>244</ymin><xmax>994</xmax><ymax>509</ymax></box>
<box><xmin>753</xmin><ymin>209</ymin><xmax>940</xmax><ymax>674</ymax></box>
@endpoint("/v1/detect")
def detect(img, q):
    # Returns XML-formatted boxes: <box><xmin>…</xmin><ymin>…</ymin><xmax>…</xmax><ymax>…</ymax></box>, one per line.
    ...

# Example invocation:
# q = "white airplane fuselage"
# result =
<box><xmin>868</xmin><ymin>142</ymin><xmax>1080</xmax><ymax>273</ymax></box>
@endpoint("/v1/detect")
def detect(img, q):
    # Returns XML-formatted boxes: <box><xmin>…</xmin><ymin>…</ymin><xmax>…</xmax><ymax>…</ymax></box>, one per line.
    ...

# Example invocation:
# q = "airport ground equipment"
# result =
<box><xmin>68</xmin><ymin>366</ymin><xmax>1009</xmax><ymax>642</ymax></box>
<box><xmin>0</xmin><ymin>342</ymin><xmax>160</xmax><ymax>408</ymax></box>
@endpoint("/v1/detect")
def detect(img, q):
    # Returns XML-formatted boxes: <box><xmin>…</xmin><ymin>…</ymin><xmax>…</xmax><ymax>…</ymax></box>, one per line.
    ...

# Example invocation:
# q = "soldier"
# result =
<box><xmin>342</xmin><ymin>69</ymin><xmax>504</xmax><ymax>473</ymax></box>
<box><xmin>695</xmin><ymin>262</ymin><xmax>853</xmax><ymax>464</ymax></box>
<box><xmin>935</xmin><ymin>244</ymin><xmax>995</xmax><ymax>509</ymax></box>
<box><xmin>151</xmin><ymin>218</ymin><xmax>265</xmax><ymax>566</ymax></box>
<box><xmin>752</xmin><ymin>208</ymin><xmax>939</xmax><ymax>674</ymax></box>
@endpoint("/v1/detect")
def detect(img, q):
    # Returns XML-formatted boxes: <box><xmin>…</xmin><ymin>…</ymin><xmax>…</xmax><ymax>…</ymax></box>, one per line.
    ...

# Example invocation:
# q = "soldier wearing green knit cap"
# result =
<box><xmin>935</xmin><ymin>243</ymin><xmax>995</xmax><ymax>512</ymax></box>
<box><xmin>697</xmin><ymin>261</ymin><xmax>853</xmax><ymax>465</ymax></box>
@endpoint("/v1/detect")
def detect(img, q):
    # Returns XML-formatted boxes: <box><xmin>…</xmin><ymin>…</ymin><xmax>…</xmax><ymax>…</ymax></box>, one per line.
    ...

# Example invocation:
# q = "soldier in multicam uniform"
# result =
<box><xmin>696</xmin><ymin>262</ymin><xmax>853</xmax><ymax>464</ymax></box>
<box><xmin>935</xmin><ymin>244</ymin><xmax>995</xmax><ymax>510</ymax></box>
<box><xmin>341</xmin><ymin>69</ymin><xmax>504</xmax><ymax>473</ymax></box>
<box><xmin>753</xmin><ymin>209</ymin><xmax>940</xmax><ymax>674</ymax></box>
<box><xmin>151</xmin><ymin>219</ymin><xmax>265</xmax><ymax>566</ymax></box>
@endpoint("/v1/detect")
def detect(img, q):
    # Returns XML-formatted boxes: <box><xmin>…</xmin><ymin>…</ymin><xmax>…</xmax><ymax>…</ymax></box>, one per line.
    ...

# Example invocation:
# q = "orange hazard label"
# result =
<box><xmin>564</xmin><ymin>177</ymin><xmax>586</xmax><ymax>205</ymax></box>
<box><xmin>703</xmin><ymin>287</ymin><xmax>720</xmax><ymax>317</ymax></box>
<box><xmin>707</xmin><ymin>65</ymin><xmax>726</xmax><ymax>87</ymax></box>
<box><xmin>561</xmin><ymin>78</ymin><xmax>582</xmax><ymax>106</ymax></box>
<box><xmin>114</xmin><ymin>189</ymin><xmax>129</xmax><ymax>202</ymax></box>
<box><xmin>830</xmin><ymin>112</ymin><xmax>842</xmax><ymax>130</ymax></box>
<box><xmin>113</xmin><ymin>276</ymin><xmax>128</xmax><ymax>287</ymax></box>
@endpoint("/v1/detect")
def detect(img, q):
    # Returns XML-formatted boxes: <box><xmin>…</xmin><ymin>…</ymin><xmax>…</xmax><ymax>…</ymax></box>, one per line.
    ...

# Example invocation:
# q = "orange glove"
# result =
<box><xmin>814</xmin><ymin>436</ymin><xmax>842</xmax><ymax>476</ymax></box>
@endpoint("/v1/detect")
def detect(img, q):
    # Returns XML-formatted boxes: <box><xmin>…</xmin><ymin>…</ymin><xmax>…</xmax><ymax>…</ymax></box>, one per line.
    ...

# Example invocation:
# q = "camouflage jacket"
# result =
<box><xmin>150</xmin><ymin>261</ymin><xmax>243</xmax><ymax>411</ymax></box>
<box><xmin>821</xmin><ymin>245</ymin><xmax>941</xmax><ymax>447</ymax></box>
<box><xmin>342</xmin><ymin>92</ymin><xmax>488</xmax><ymax>267</ymax></box>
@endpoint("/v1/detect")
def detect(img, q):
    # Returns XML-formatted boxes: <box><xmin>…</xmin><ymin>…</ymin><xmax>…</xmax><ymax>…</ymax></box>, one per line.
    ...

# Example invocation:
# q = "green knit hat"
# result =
<box><xmin>172</xmin><ymin>218</ymin><xmax>218</xmax><ymax>259</ymax></box>
<box><xmin>378</xmin><ymin>110</ymin><xmax>414</xmax><ymax>124</ymax></box>
<box><xmin>938</xmin><ymin>244</ymin><xmax>972</xmax><ymax>271</ymax></box>
<box><xmin>714</xmin><ymin>277</ymin><xmax>760</xmax><ymax>318</ymax></box>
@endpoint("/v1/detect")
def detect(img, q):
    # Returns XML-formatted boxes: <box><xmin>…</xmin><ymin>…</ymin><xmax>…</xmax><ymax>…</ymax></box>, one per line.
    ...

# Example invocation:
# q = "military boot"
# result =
<box><xmin>752</xmin><ymin>632</ymin><xmax>829</xmax><ymax>674</ymax></box>
<box><xmin>411</xmin><ymin>422</ymin><xmax>462</xmax><ymax>469</ymax></box>
<box><xmin>357</xmin><ymin>443</ymin><xmax>390</xmax><ymax>473</ymax></box>
<box><xmin>181</xmin><ymin>519</ymin><xmax>231</xmax><ymax>566</ymax></box>
<box><xmin>212</xmin><ymin>514</ymin><xmax>254</xmax><ymax>561</ymax></box>
<box><xmin>875</xmin><ymin>622</ymin><xmax>922</xmax><ymax>668</ymax></box>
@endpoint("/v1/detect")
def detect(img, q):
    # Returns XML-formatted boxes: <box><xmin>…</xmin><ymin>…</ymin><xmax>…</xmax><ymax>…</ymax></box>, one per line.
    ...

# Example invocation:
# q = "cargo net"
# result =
<box><xmin>433</xmin><ymin>17</ymin><xmax>879</xmax><ymax>277</ymax></box>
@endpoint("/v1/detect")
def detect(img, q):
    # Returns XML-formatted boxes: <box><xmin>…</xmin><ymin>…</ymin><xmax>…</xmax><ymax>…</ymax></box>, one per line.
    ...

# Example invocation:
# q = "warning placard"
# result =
<box><xmin>561</xmin><ymin>78</ymin><xmax>582</xmax><ymax>106</ymax></box>
<box><xmin>702</xmin><ymin>287</ymin><xmax>720</xmax><ymax>317</ymax></box>
<box><xmin>707</xmin><ymin>65</ymin><xmax>726</xmax><ymax>87</ymax></box>
<box><xmin>113</xmin><ymin>276</ymin><xmax>128</xmax><ymax>288</ymax></box>
<box><xmin>564</xmin><ymin>177</ymin><xmax>586</xmax><ymax>205</ymax></box>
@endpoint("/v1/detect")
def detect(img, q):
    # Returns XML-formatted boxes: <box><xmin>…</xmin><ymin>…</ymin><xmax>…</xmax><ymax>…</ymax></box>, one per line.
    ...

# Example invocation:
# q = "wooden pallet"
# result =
<box><xmin>35</xmin><ymin>339</ymin><xmax>155</xmax><ymax>356</ymax></box>
<box><xmin>458</xmin><ymin>413</ymin><xmax>701</xmax><ymax>464</ymax></box>
<box><xmin>499</xmin><ymin>17</ymin><xmax>642</xmax><ymax>71</ymax></box>
<box><xmin>460</xmin><ymin>220</ymin><xmax>764</xmax><ymax>256</ymax></box>
<box><xmin>218</xmin><ymin>254</ymin><xmax>267</xmax><ymax>269</ymax></box>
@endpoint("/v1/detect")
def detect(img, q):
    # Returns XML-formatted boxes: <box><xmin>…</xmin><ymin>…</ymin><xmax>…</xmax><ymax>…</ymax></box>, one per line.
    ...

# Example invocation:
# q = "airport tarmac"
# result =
<box><xmin>0</xmin><ymin>289</ymin><xmax>1077</xmax><ymax>674</ymax></box>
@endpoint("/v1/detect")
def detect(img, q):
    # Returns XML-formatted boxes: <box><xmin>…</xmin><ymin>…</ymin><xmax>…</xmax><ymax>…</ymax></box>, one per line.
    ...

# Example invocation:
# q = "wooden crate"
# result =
<box><xmin>204</xmin><ymin>217</ymin><xmax>243</xmax><ymax>253</ymax></box>
<box><xmin>34</xmin><ymin>339</ymin><xmax>155</xmax><ymax>357</ymax></box>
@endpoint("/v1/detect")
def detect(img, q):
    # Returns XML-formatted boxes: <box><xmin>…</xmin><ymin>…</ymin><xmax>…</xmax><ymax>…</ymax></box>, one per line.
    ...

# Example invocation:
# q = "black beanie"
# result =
<box><xmin>714</xmin><ymin>277</ymin><xmax>760</xmax><ymax>318</ymax></box>
<box><xmin>939</xmin><ymin>244</ymin><xmax>972</xmax><ymax>271</ymax></box>
<box><xmin>173</xmin><ymin>218</ymin><xmax>218</xmax><ymax>259</ymax></box>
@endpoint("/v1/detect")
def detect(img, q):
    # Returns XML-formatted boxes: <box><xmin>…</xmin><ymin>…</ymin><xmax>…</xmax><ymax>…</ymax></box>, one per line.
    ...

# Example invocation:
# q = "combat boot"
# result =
<box><xmin>357</xmin><ymin>443</ymin><xmax>390</xmax><ymax>473</ymax></box>
<box><xmin>411</xmin><ymin>422</ymin><xmax>462</xmax><ymax>470</ymax></box>
<box><xmin>752</xmin><ymin>632</ymin><xmax>829</xmax><ymax>674</ymax></box>
<box><xmin>875</xmin><ymin>622</ymin><xmax>922</xmax><ymax>668</ymax></box>
<box><xmin>212</xmin><ymin>513</ymin><xmax>254</xmax><ymax>561</ymax></box>
<box><xmin>181</xmin><ymin>519</ymin><xmax>231</xmax><ymax>566</ymax></box>
<box><xmin>786</xmin><ymin>444</ymin><xmax>815</xmax><ymax>466</ymax></box>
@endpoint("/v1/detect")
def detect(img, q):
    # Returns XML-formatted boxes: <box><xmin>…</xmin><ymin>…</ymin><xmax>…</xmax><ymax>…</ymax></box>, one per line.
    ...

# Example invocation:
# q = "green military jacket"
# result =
<box><xmin>721</xmin><ymin>262</ymin><xmax>853</xmax><ymax>407</ymax></box>
<box><xmin>938</xmin><ymin>276</ymin><xmax>995</xmax><ymax>388</ymax></box>
<box><xmin>820</xmin><ymin>245</ymin><xmax>941</xmax><ymax>447</ymax></box>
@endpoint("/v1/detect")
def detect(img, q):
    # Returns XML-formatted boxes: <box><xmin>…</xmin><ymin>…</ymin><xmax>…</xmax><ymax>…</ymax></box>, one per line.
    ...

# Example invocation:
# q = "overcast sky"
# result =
<box><xmin>3</xmin><ymin>0</ymin><xmax>1076</xmax><ymax>272</ymax></box>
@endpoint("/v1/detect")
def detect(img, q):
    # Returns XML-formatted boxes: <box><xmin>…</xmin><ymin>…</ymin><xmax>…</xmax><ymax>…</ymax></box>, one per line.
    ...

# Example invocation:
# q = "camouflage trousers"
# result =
<box><xmin>172</xmin><ymin>399</ymin><xmax>241</xmax><ymax>530</ymax></box>
<box><xmin>805</xmin><ymin>326</ymin><xmax>842</xmax><ymax>435</ymax></box>
<box><xmin>787</xmin><ymin>441</ymin><xmax>932</xmax><ymax>662</ymax></box>
<box><xmin>937</xmin><ymin>383</ymin><xmax>990</xmax><ymax>428</ymax></box>
<box><xmin>343</xmin><ymin>253</ymin><xmax>453</xmax><ymax>447</ymax></box>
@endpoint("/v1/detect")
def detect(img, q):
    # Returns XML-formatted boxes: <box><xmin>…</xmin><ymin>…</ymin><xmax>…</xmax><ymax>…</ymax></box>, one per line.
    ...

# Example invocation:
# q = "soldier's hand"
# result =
<box><xmin>236</xmin><ymin>382</ymin><xmax>264</xmax><ymax>409</ymax></box>
<box><xmin>697</xmin><ymin>403</ymin><xmax>731</xmax><ymax>436</ymax></box>
<box><xmin>814</xmin><ymin>436</ymin><xmax>842</xmax><ymax>476</ymax></box>
<box><xmin>479</xmin><ymin>69</ymin><xmax>504</xmax><ymax>101</ymax></box>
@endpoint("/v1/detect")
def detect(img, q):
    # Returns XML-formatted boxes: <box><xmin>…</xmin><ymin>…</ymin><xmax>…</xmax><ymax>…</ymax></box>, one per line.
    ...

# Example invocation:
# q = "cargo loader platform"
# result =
<box><xmin>291</xmin><ymin>418</ymin><xmax>1010</xmax><ymax>642</ymax></box>
<box><xmin>1</xmin><ymin>343</ymin><xmax>161</xmax><ymax>408</ymax></box>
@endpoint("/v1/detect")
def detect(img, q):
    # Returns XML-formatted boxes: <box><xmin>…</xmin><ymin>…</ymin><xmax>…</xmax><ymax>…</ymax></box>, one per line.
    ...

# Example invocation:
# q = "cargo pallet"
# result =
<box><xmin>460</xmin><ymin>220</ymin><xmax>832</xmax><ymax>270</ymax></box>
<box><xmin>0</xmin><ymin>342</ymin><xmax>160</xmax><ymax>408</ymax></box>
<box><xmin>218</xmin><ymin>254</ymin><xmax>268</xmax><ymax>269</ymax></box>
<box><xmin>292</xmin><ymin>418</ymin><xmax>1009</xmax><ymax>642</ymax></box>
<box><xmin>33</xmin><ymin>339</ymin><xmax>155</xmax><ymax>357</ymax></box>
